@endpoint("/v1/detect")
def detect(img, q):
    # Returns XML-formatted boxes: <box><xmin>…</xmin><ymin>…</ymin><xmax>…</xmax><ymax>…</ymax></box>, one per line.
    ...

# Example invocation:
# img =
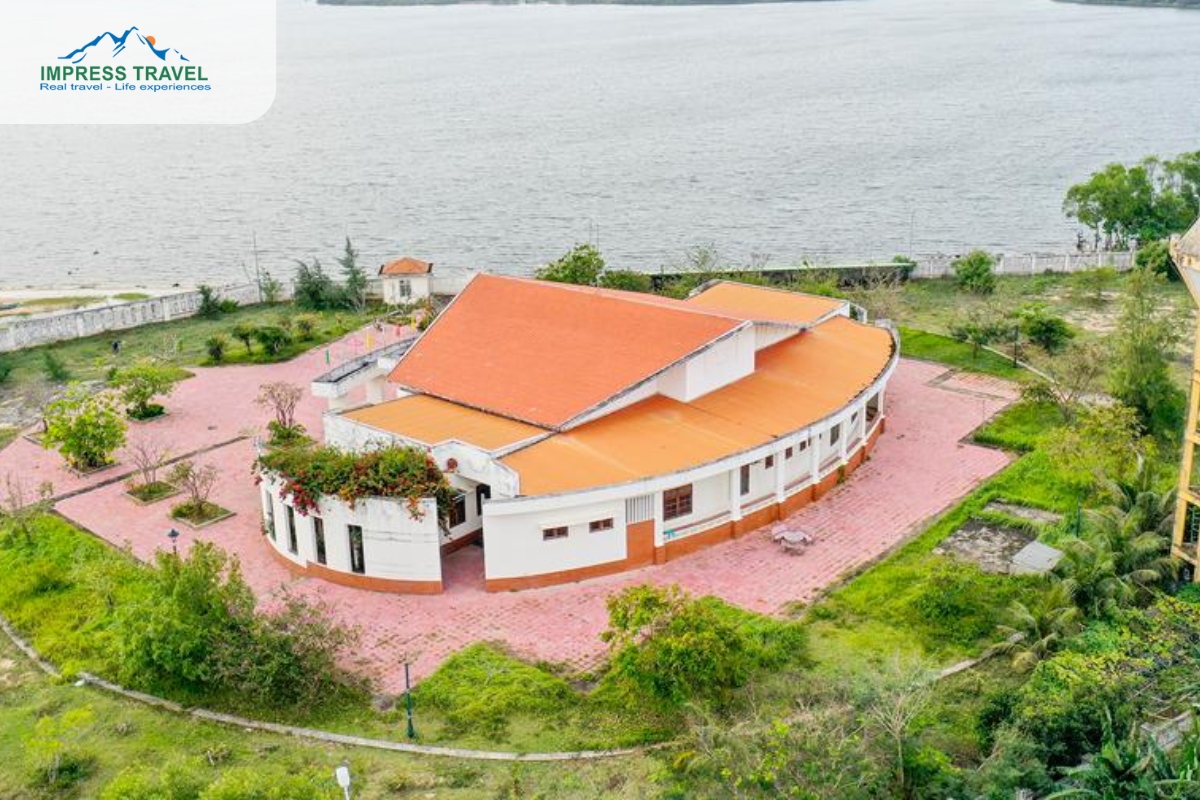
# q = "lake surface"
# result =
<box><xmin>2</xmin><ymin>0</ymin><xmax>1199</xmax><ymax>288</ymax></box>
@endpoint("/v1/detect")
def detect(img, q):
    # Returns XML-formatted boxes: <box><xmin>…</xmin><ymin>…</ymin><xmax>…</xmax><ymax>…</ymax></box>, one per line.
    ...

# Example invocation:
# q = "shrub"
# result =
<box><xmin>198</xmin><ymin>767</ymin><xmax>329</xmax><ymax>800</ymax></box>
<box><xmin>99</xmin><ymin>761</ymin><xmax>206</xmax><ymax>800</ymax></box>
<box><xmin>266</xmin><ymin>420</ymin><xmax>309</xmax><ymax>448</ymax></box>
<box><xmin>24</xmin><ymin>705</ymin><xmax>96</xmax><ymax>794</ymax></box>
<box><xmin>598</xmin><ymin>269</ymin><xmax>653</xmax><ymax>293</ymax></box>
<box><xmin>197</xmin><ymin>284</ymin><xmax>222</xmax><ymax>318</ymax></box>
<box><xmin>0</xmin><ymin>356</ymin><xmax>13</xmax><ymax>384</ymax></box>
<box><xmin>257</xmin><ymin>444</ymin><xmax>453</xmax><ymax>519</ymax></box>
<box><xmin>168</xmin><ymin>460</ymin><xmax>219</xmax><ymax>519</ymax></box>
<box><xmin>205</xmin><ymin>335</ymin><xmax>227</xmax><ymax>363</ymax></box>
<box><xmin>1135</xmin><ymin>238</ymin><xmax>1178</xmax><ymax>281</ymax></box>
<box><xmin>217</xmin><ymin>298</ymin><xmax>239</xmax><ymax>314</ymax></box>
<box><xmin>252</xmin><ymin>326</ymin><xmax>291</xmax><ymax>357</ymax></box>
<box><xmin>293</xmin><ymin>314</ymin><xmax>318</xmax><ymax>340</ymax></box>
<box><xmin>293</xmin><ymin>258</ymin><xmax>340</xmax><ymax>311</ymax></box>
<box><xmin>1020</xmin><ymin>307</ymin><xmax>1075</xmax><ymax>353</ymax></box>
<box><xmin>952</xmin><ymin>250</ymin><xmax>997</xmax><ymax>294</ymax></box>
<box><xmin>416</xmin><ymin>643</ymin><xmax>575</xmax><ymax>737</ymax></box>
<box><xmin>41</xmin><ymin>349</ymin><xmax>70</xmax><ymax>381</ymax></box>
<box><xmin>537</xmin><ymin>243</ymin><xmax>605</xmax><ymax>285</ymax></box>
<box><xmin>110</xmin><ymin>359</ymin><xmax>176</xmax><ymax>419</ymax></box>
<box><xmin>42</xmin><ymin>384</ymin><xmax>127</xmax><ymax>470</ymax></box>
<box><xmin>230</xmin><ymin>324</ymin><xmax>255</xmax><ymax>355</ymax></box>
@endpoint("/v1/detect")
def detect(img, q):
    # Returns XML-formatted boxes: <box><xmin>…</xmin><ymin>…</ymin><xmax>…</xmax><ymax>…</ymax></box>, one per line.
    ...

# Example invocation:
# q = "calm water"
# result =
<box><xmin>2</xmin><ymin>0</ymin><xmax>1199</xmax><ymax>288</ymax></box>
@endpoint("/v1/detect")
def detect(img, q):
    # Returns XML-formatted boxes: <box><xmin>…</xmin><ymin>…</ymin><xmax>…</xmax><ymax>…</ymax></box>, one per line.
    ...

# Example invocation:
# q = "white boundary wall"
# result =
<box><xmin>0</xmin><ymin>282</ymin><xmax>289</xmax><ymax>353</ymax></box>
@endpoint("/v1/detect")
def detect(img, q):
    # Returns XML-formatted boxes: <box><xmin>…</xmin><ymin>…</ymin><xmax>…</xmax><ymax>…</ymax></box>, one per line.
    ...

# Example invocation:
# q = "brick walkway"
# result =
<box><xmin>5</xmin><ymin>333</ymin><xmax>1016</xmax><ymax>694</ymax></box>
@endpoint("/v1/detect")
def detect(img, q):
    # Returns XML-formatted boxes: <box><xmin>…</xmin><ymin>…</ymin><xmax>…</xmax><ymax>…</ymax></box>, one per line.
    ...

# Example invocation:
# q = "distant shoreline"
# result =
<box><xmin>316</xmin><ymin>0</ymin><xmax>838</xmax><ymax>5</ymax></box>
<box><xmin>1053</xmin><ymin>0</ymin><xmax>1199</xmax><ymax>8</ymax></box>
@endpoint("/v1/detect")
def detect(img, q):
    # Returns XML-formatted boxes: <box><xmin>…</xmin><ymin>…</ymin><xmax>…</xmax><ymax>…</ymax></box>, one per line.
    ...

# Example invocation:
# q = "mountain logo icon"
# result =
<box><xmin>59</xmin><ymin>27</ymin><xmax>189</xmax><ymax>65</ymax></box>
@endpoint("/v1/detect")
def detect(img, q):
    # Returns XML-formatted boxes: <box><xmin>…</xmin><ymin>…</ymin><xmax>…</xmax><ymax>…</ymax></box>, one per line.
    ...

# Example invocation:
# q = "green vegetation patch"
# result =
<box><xmin>898</xmin><ymin>327</ymin><xmax>1024</xmax><ymax>379</ymax></box>
<box><xmin>972</xmin><ymin>401</ymin><xmax>1064</xmax><ymax>452</ymax></box>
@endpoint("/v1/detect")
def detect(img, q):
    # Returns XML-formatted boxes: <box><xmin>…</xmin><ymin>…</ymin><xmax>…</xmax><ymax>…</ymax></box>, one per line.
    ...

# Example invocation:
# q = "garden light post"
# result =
<box><xmin>334</xmin><ymin>763</ymin><xmax>352</xmax><ymax>800</ymax></box>
<box><xmin>404</xmin><ymin>661</ymin><xmax>416</xmax><ymax>739</ymax></box>
<box><xmin>166</xmin><ymin>527</ymin><xmax>180</xmax><ymax>555</ymax></box>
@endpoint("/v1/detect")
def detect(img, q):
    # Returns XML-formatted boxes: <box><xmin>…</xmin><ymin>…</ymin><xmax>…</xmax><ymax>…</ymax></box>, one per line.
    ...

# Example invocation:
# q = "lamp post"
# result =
<box><xmin>404</xmin><ymin>661</ymin><xmax>416</xmax><ymax>739</ymax></box>
<box><xmin>166</xmin><ymin>527</ymin><xmax>180</xmax><ymax>555</ymax></box>
<box><xmin>334</xmin><ymin>763</ymin><xmax>352</xmax><ymax>800</ymax></box>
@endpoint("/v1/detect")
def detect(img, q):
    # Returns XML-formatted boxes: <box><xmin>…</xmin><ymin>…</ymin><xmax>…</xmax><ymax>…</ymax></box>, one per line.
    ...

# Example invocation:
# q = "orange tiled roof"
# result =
<box><xmin>388</xmin><ymin>275</ymin><xmax>745</xmax><ymax>428</ymax></box>
<box><xmin>342</xmin><ymin>394</ymin><xmax>546</xmax><ymax>452</ymax></box>
<box><xmin>379</xmin><ymin>257</ymin><xmax>432</xmax><ymax>276</ymax></box>
<box><xmin>686</xmin><ymin>281</ymin><xmax>845</xmax><ymax>326</ymax></box>
<box><xmin>502</xmin><ymin>315</ymin><xmax>895</xmax><ymax>496</ymax></box>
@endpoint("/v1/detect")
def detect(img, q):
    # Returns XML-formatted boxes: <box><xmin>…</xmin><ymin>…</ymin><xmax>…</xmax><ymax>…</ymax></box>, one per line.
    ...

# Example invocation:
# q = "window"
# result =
<box><xmin>264</xmin><ymin>498</ymin><xmax>276</xmax><ymax>540</ymax></box>
<box><xmin>448</xmin><ymin>493</ymin><xmax>467</xmax><ymax>528</ymax></box>
<box><xmin>1185</xmin><ymin>504</ymin><xmax>1200</xmax><ymax>546</ymax></box>
<box><xmin>285</xmin><ymin>506</ymin><xmax>298</xmax><ymax>555</ymax></box>
<box><xmin>829</xmin><ymin>424</ymin><xmax>841</xmax><ymax>445</ymax></box>
<box><xmin>543</xmin><ymin>526</ymin><xmax>568</xmax><ymax>541</ymax></box>
<box><xmin>765</xmin><ymin>455</ymin><xmax>775</xmax><ymax>469</ymax></box>
<box><xmin>398</xmin><ymin>279</ymin><xmax>412</xmax><ymax>298</ymax></box>
<box><xmin>313</xmin><ymin>517</ymin><xmax>327</xmax><ymax>565</ymax></box>
<box><xmin>663</xmin><ymin>484</ymin><xmax>693</xmax><ymax>521</ymax></box>
<box><xmin>739</xmin><ymin>465</ymin><xmax>751</xmax><ymax>496</ymax></box>
<box><xmin>799</xmin><ymin>440</ymin><xmax>809</xmax><ymax>452</ymax></box>
<box><xmin>785</xmin><ymin>447</ymin><xmax>794</xmax><ymax>460</ymax></box>
<box><xmin>589</xmin><ymin>518</ymin><xmax>614</xmax><ymax>532</ymax></box>
<box><xmin>476</xmin><ymin>484</ymin><xmax>491</xmax><ymax>516</ymax></box>
<box><xmin>348</xmin><ymin>525</ymin><xmax>365</xmax><ymax>574</ymax></box>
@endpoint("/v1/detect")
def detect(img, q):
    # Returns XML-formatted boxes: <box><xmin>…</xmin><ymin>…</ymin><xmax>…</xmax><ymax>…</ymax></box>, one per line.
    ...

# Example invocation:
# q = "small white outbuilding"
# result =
<box><xmin>378</xmin><ymin>257</ymin><xmax>433</xmax><ymax>305</ymax></box>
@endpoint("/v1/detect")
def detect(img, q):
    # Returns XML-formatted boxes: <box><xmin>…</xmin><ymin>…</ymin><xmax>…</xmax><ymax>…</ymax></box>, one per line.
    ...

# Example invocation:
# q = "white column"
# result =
<box><xmin>839</xmin><ymin>419</ymin><xmax>848</xmax><ymax>463</ymax></box>
<box><xmin>729</xmin><ymin>468</ymin><xmax>743</xmax><ymax>521</ymax></box>
<box><xmin>653</xmin><ymin>491</ymin><xmax>665</xmax><ymax>547</ymax></box>
<box><xmin>810</xmin><ymin>435</ymin><xmax>821</xmax><ymax>484</ymax></box>
<box><xmin>774</xmin><ymin>443</ymin><xmax>787</xmax><ymax>503</ymax></box>
<box><xmin>858</xmin><ymin>404</ymin><xmax>868</xmax><ymax>442</ymax></box>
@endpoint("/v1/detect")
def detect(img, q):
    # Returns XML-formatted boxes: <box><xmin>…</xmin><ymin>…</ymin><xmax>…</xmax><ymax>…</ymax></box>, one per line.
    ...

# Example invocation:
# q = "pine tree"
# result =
<box><xmin>338</xmin><ymin>237</ymin><xmax>367</xmax><ymax>311</ymax></box>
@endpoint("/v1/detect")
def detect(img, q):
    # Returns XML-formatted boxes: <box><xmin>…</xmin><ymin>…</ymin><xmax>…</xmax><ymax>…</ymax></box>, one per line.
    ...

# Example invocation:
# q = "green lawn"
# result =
<box><xmin>0</xmin><ymin>303</ymin><xmax>373</xmax><ymax>392</ymax></box>
<box><xmin>898</xmin><ymin>327</ymin><xmax>1026</xmax><ymax>380</ymax></box>
<box><xmin>972</xmin><ymin>401</ymin><xmax>1064</xmax><ymax>452</ymax></box>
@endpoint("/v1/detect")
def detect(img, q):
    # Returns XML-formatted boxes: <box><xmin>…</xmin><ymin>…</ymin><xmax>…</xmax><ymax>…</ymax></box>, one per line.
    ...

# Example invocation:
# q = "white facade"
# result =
<box><xmin>381</xmin><ymin>274</ymin><xmax>431</xmax><ymax>305</ymax></box>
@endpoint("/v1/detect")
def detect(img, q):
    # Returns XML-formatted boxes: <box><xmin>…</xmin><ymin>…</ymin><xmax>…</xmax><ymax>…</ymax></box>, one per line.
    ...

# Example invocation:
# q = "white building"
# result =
<box><xmin>260</xmin><ymin>274</ymin><xmax>898</xmax><ymax>593</ymax></box>
<box><xmin>377</xmin><ymin>257</ymin><xmax>433</xmax><ymax>305</ymax></box>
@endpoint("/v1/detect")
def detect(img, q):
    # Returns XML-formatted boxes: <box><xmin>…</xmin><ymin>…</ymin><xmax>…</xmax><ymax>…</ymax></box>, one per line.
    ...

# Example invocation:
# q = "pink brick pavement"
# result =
<box><xmin>8</xmin><ymin>336</ymin><xmax>1017</xmax><ymax>694</ymax></box>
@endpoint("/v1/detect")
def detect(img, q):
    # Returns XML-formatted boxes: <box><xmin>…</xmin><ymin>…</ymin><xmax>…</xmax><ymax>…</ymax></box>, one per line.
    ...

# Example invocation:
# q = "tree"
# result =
<box><xmin>1044</xmin><ymin>402</ymin><xmax>1147</xmax><ymax>495</ymax></box>
<box><xmin>860</xmin><ymin>656</ymin><xmax>936</xmax><ymax>795</ymax></box>
<box><xmin>0</xmin><ymin>474</ymin><xmax>54</xmax><ymax>545</ymax></box>
<box><xmin>1071</xmin><ymin>267</ymin><xmax>1119</xmax><ymax>307</ymax></box>
<box><xmin>953</xmin><ymin>250</ymin><xmax>997</xmax><ymax>294</ymax></box>
<box><xmin>42</xmin><ymin>384</ymin><xmax>127</xmax><ymax>470</ymax></box>
<box><xmin>123</xmin><ymin>434</ymin><xmax>172</xmax><ymax>491</ymax></box>
<box><xmin>1135</xmin><ymin>239</ymin><xmax>1179</xmax><ymax>281</ymax></box>
<box><xmin>256</xmin><ymin>381</ymin><xmax>303</xmax><ymax>430</ymax></box>
<box><xmin>109</xmin><ymin>359</ymin><xmax>176</xmax><ymax>419</ymax></box>
<box><xmin>598</xmin><ymin>269</ymin><xmax>652</xmax><ymax>293</ymax></box>
<box><xmin>536</xmin><ymin>244</ymin><xmax>606</xmax><ymax>286</ymax></box>
<box><xmin>168</xmin><ymin>460</ymin><xmax>219</xmax><ymax>516</ymax></box>
<box><xmin>1038</xmin><ymin>339</ymin><xmax>1109</xmax><ymax>420</ymax></box>
<box><xmin>847</xmin><ymin>273</ymin><xmax>907</xmax><ymax>323</ymax></box>
<box><xmin>230</xmin><ymin>323</ymin><xmax>255</xmax><ymax>355</ymax></box>
<box><xmin>338</xmin><ymin>237</ymin><xmax>367</xmax><ymax>311</ymax></box>
<box><xmin>1108</xmin><ymin>267</ymin><xmax>1185</xmax><ymax>433</ymax></box>
<box><xmin>987</xmin><ymin>583</ymin><xmax>1080</xmax><ymax>672</ymax></box>
<box><xmin>293</xmin><ymin>258</ymin><xmax>338</xmax><ymax>311</ymax></box>
<box><xmin>1020</xmin><ymin>305</ymin><xmax>1075</xmax><ymax>354</ymax></box>
<box><xmin>196</xmin><ymin>284</ymin><xmax>223</xmax><ymax>318</ymax></box>
<box><xmin>948</xmin><ymin>308</ymin><xmax>1004</xmax><ymax>359</ymax></box>
<box><xmin>25</xmin><ymin>706</ymin><xmax>95</xmax><ymax>790</ymax></box>
<box><xmin>252</xmin><ymin>325</ymin><xmax>291</xmax><ymax>357</ymax></box>
<box><xmin>258</xmin><ymin>270</ymin><xmax>284</xmax><ymax>304</ymax></box>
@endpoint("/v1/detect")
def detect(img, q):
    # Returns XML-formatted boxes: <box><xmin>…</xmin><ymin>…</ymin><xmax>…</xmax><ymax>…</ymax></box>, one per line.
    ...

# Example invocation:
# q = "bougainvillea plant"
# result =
<box><xmin>255</xmin><ymin>444</ymin><xmax>454</xmax><ymax>521</ymax></box>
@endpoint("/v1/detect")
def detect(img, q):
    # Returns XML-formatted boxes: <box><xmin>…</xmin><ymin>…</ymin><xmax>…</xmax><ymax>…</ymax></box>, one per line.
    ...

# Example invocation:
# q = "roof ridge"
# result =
<box><xmin>490</xmin><ymin>274</ymin><xmax>750</xmax><ymax>323</ymax></box>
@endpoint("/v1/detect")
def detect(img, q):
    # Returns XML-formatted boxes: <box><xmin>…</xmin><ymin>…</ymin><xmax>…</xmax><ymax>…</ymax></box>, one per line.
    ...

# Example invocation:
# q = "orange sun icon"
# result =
<box><xmin>145</xmin><ymin>35</ymin><xmax>156</xmax><ymax>46</ymax></box>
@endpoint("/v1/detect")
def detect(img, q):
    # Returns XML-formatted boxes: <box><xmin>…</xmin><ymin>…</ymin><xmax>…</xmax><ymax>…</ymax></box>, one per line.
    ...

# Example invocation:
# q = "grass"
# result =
<box><xmin>113</xmin><ymin>292</ymin><xmax>151</xmax><ymax>301</ymax></box>
<box><xmin>0</xmin><ymin>427</ymin><xmax>17</xmax><ymax>451</ymax></box>
<box><xmin>0</xmin><ymin>515</ymin><xmax>666</xmax><ymax>755</ymax></box>
<box><xmin>0</xmin><ymin>635</ymin><xmax>657</xmax><ymax>800</ymax></box>
<box><xmin>126</xmin><ymin>481</ymin><xmax>179</xmax><ymax>504</ymax></box>
<box><xmin>169</xmin><ymin>501</ymin><xmax>233</xmax><ymax>527</ymax></box>
<box><xmin>0</xmin><ymin>303</ymin><xmax>373</xmax><ymax>393</ymax></box>
<box><xmin>898</xmin><ymin>326</ymin><xmax>1026</xmax><ymax>380</ymax></box>
<box><xmin>972</xmin><ymin>400</ymin><xmax>1065</xmax><ymax>452</ymax></box>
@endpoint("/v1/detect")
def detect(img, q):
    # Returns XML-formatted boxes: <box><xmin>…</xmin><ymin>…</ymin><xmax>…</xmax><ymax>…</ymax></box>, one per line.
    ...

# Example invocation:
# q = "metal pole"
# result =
<box><xmin>405</xmin><ymin>662</ymin><xmax>416</xmax><ymax>739</ymax></box>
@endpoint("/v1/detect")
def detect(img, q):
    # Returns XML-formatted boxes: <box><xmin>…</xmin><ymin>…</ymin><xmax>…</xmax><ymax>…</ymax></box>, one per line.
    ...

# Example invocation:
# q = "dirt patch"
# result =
<box><xmin>984</xmin><ymin>502</ymin><xmax>1062</xmax><ymax>526</ymax></box>
<box><xmin>934</xmin><ymin>519</ymin><xmax>1033</xmax><ymax>574</ymax></box>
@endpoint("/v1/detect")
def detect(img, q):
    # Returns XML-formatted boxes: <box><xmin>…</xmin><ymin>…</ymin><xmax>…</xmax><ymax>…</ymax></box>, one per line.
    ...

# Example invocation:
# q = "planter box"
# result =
<box><xmin>129</xmin><ymin>409</ymin><xmax>170</xmax><ymax>425</ymax></box>
<box><xmin>66</xmin><ymin>461</ymin><xmax>120</xmax><ymax>478</ymax></box>
<box><xmin>125</xmin><ymin>482</ymin><xmax>182</xmax><ymax>506</ymax></box>
<box><xmin>171</xmin><ymin>503</ymin><xmax>236</xmax><ymax>530</ymax></box>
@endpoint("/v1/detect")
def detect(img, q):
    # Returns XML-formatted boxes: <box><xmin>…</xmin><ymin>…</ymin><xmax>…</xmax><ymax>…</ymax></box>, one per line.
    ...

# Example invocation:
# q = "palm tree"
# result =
<box><xmin>988</xmin><ymin>582</ymin><xmax>1081</xmax><ymax>671</ymax></box>
<box><xmin>1087</xmin><ymin>506</ymin><xmax>1178</xmax><ymax>604</ymax></box>
<box><xmin>1047</xmin><ymin>713</ymin><xmax>1200</xmax><ymax>799</ymax></box>
<box><xmin>1095</xmin><ymin>454</ymin><xmax>1176</xmax><ymax>537</ymax></box>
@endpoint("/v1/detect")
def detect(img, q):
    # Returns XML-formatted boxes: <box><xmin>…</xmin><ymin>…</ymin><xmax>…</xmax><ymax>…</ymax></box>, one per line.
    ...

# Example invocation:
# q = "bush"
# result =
<box><xmin>197</xmin><ymin>285</ymin><xmax>223</xmax><ymax>318</ymax></box>
<box><xmin>41</xmin><ymin>349</ymin><xmax>70</xmax><ymax>381</ymax></box>
<box><xmin>598</xmin><ymin>269</ymin><xmax>653</xmax><ymax>293</ymax></box>
<box><xmin>266</xmin><ymin>420</ymin><xmax>309</xmax><ymax>448</ymax></box>
<box><xmin>0</xmin><ymin>356</ymin><xmax>13</xmax><ymax>384</ymax></box>
<box><xmin>1135</xmin><ymin>239</ymin><xmax>1178</xmax><ymax>281</ymax></box>
<box><xmin>198</xmin><ymin>768</ymin><xmax>329</xmax><ymax>800</ymax></box>
<box><xmin>217</xmin><ymin>298</ymin><xmax>239</xmax><ymax>314</ymax></box>
<box><xmin>251</xmin><ymin>326</ymin><xmax>291</xmax><ymax>357</ymax></box>
<box><xmin>205</xmin><ymin>335</ymin><xmax>228</xmax><ymax>363</ymax></box>
<box><xmin>537</xmin><ymin>243</ymin><xmax>605</xmax><ymax>285</ymax></box>
<box><xmin>952</xmin><ymin>250</ymin><xmax>997</xmax><ymax>295</ymax></box>
<box><xmin>416</xmin><ymin>643</ymin><xmax>575</xmax><ymax>737</ymax></box>
<box><xmin>1020</xmin><ymin>307</ymin><xmax>1075</xmax><ymax>353</ymax></box>
<box><xmin>100</xmin><ymin>760</ymin><xmax>206</xmax><ymax>800</ymax></box>
<box><xmin>42</xmin><ymin>384</ymin><xmax>127</xmax><ymax>470</ymax></box>
<box><xmin>293</xmin><ymin>314</ymin><xmax>318</xmax><ymax>340</ymax></box>
<box><xmin>110</xmin><ymin>359</ymin><xmax>176</xmax><ymax>419</ymax></box>
<box><xmin>230</xmin><ymin>324</ymin><xmax>255</xmax><ymax>355</ymax></box>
